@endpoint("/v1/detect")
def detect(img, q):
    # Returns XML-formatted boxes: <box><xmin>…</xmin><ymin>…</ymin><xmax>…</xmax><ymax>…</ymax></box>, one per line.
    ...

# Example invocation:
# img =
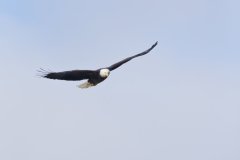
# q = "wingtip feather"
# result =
<box><xmin>36</xmin><ymin>68</ymin><xmax>52</xmax><ymax>78</ymax></box>
<box><xmin>152</xmin><ymin>41</ymin><xmax>158</xmax><ymax>48</ymax></box>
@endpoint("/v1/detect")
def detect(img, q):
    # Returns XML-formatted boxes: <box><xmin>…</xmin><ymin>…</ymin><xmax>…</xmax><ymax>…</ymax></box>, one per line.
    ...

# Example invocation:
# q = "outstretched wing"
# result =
<box><xmin>38</xmin><ymin>69</ymin><xmax>96</xmax><ymax>81</ymax></box>
<box><xmin>107</xmin><ymin>41</ymin><xmax>158</xmax><ymax>71</ymax></box>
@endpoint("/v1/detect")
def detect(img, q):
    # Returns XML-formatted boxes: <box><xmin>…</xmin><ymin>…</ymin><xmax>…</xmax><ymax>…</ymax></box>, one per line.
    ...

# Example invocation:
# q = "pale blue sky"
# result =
<box><xmin>0</xmin><ymin>0</ymin><xmax>239</xmax><ymax>160</ymax></box>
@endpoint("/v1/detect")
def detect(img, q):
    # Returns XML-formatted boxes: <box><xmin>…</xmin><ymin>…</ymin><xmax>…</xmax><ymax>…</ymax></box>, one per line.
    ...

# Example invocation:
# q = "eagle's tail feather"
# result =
<box><xmin>77</xmin><ymin>81</ymin><xmax>94</xmax><ymax>89</ymax></box>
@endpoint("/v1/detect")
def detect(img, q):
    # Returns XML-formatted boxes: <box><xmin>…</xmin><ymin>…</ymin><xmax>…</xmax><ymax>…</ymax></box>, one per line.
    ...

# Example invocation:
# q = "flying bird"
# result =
<box><xmin>39</xmin><ymin>42</ymin><xmax>158</xmax><ymax>88</ymax></box>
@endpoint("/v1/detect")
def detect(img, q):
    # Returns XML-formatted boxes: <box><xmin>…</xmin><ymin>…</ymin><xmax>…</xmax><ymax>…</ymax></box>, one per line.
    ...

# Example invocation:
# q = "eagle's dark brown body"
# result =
<box><xmin>39</xmin><ymin>42</ymin><xmax>158</xmax><ymax>88</ymax></box>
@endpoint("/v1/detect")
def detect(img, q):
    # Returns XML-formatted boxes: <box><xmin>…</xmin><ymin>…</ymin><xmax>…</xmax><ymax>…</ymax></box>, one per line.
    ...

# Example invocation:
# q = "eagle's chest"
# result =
<box><xmin>89</xmin><ymin>74</ymin><xmax>107</xmax><ymax>85</ymax></box>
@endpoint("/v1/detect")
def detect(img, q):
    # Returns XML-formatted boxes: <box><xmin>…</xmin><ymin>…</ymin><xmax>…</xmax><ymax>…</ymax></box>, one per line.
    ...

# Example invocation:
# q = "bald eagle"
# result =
<box><xmin>39</xmin><ymin>42</ymin><xmax>158</xmax><ymax>88</ymax></box>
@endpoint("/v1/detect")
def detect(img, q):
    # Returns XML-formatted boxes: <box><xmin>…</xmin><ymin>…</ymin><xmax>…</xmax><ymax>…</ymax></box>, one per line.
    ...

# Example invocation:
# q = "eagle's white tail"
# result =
<box><xmin>77</xmin><ymin>81</ymin><xmax>94</xmax><ymax>89</ymax></box>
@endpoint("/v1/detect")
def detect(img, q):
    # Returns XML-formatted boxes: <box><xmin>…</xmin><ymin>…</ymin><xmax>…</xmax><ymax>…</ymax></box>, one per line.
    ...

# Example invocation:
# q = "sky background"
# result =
<box><xmin>0</xmin><ymin>0</ymin><xmax>239</xmax><ymax>160</ymax></box>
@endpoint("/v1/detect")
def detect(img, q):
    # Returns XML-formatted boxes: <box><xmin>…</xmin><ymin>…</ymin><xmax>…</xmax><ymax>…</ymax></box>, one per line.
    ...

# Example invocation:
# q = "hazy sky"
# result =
<box><xmin>0</xmin><ymin>0</ymin><xmax>239</xmax><ymax>160</ymax></box>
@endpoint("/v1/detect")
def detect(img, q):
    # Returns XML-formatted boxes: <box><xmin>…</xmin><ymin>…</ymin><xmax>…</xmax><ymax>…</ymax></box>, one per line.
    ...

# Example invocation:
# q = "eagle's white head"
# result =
<box><xmin>100</xmin><ymin>69</ymin><xmax>110</xmax><ymax>78</ymax></box>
